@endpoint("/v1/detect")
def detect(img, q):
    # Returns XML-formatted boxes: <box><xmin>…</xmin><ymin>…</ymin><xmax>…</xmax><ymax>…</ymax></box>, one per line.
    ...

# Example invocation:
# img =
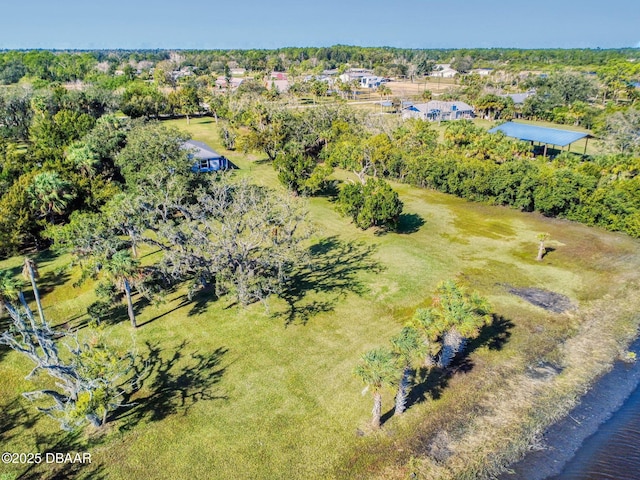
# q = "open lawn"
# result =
<box><xmin>387</xmin><ymin>78</ymin><xmax>458</xmax><ymax>97</ymax></box>
<box><xmin>1</xmin><ymin>117</ymin><xmax>639</xmax><ymax>479</ymax></box>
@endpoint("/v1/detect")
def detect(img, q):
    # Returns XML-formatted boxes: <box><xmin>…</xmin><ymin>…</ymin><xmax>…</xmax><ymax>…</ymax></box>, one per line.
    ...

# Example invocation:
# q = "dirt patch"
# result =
<box><xmin>526</xmin><ymin>362</ymin><xmax>562</xmax><ymax>380</ymax></box>
<box><xmin>503</xmin><ymin>285</ymin><xmax>576</xmax><ymax>313</ymax></box>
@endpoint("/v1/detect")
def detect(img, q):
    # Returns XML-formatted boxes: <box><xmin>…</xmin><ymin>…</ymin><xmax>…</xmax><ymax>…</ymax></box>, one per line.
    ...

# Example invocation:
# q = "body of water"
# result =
<box><xmin>552</xmin><ymin>378</ymin><xmax>640</xmax><ymax>480</ymax></box>
<box><xmin>500</xmin><ymin>339</ymin><xmax>640</xmax><ymax>480</ymax></box>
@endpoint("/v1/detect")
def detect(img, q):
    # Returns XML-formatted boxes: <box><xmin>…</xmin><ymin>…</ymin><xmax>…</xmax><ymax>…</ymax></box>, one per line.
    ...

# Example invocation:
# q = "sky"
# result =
<box><xmin>0</xmin><ymin>0</ymin><xmax>639</xmax><ymax>50</ymax></box>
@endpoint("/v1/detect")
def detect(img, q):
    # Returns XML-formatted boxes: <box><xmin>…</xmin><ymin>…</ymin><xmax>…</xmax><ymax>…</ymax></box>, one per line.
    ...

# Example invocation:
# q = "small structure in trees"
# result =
<box><xmin>182</xmin><ymin>140</ymin><xmax>229</xmax><ymax>173</ymax></box>
<box><xmin>402</xmin><ymin>101</ymin><xmax>474</xmax><ymax>122</ymax></box>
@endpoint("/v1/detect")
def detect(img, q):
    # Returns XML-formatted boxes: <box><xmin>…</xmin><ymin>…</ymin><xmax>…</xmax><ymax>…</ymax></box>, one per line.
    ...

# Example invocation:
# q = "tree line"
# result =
<box><xmin>2</xmin><ymin>48</ymin><xmax>639</xmax><ymax>86</ymax></box>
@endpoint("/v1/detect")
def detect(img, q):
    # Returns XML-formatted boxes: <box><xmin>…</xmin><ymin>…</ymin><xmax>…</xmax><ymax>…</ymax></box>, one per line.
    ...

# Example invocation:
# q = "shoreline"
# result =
<box><xmin>498</xmin><ymin>337</ymin><xmax>640</xmax><ymax>480</ymax></box>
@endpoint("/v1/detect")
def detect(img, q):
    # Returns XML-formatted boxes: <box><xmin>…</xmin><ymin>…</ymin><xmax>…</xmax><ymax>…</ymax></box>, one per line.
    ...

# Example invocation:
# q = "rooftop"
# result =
<box><xmin>408</xmin><ymin>100</ymin><xmax>474</xmax><ymax>112</ymax></box>
<box><xmin>182</xmin><ymin>140</ymin><xmax>224</xmax><ymax>160</ymax></box>
<box><xmin>489</xmin><ymin>122</ymin><xmax>591</xmax><ymax>147</ymax></box>
<box><xmin>500</xmin><ymin>91</ymin><xmax>535</xmax><ymax>105</ymax></box>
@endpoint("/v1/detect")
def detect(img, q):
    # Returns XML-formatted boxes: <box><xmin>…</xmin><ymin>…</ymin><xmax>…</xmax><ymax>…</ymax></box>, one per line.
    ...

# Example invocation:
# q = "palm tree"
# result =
<box><xmin>421</xmin><ymin>89</ymin><xmax>433</xmax><ymax>102</ymax></box>
<box><xmin>411</xmin><ymin>307</ymin><xmax>448</xmax><ymax>368</ymax></box>
<box><xmin>22</xmin><ymin>258</ymin><xmax>45</xmax><ymax>323</ymax></box>
<box><xmin>0</xmin><ymin>270</ymin><xmax>24</xmax><ymax>313</ymax></box>
<box><xmin>104</xmin><ymin>250</ymin><xmax>141</xmax><ymax>328</ymax></box>
<box><xmin>536</xmin><ymin>233</ymin><xmax>550</xmax><ymax>261</ymax></box>
<box><xmin>66</xmin><ymin>142</ymin><xmax>100</xmax><ymax>178</ymax></box>
<box><xmin>353</xmin><ymin>348</ymin><xmax>398</xmax><ymax>429</ymax></box>
<box><xmin>377</xmin><ymin>84</ymin><xmax>391</xmax><ymax>100</ymax></box>
<box><xmin>27</xmin><ymin>171</ymin><xmax>75</xmax><ymax>224</ymax></box>
<box><xmin>390</xmin><ymin>327</ymin><xmax>425</xmax><ymax>415</ymax></box>
<box><xmin>435</xmin><ymin>280</ymin><xmax>492</xmax><ymax>368</ymax></box>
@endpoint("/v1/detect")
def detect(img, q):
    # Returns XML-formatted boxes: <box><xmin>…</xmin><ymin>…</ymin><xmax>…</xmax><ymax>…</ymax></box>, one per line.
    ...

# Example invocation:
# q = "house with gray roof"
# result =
<box><xmin>499</xmin><ymin>90</ymin><xmax>536</xmax><ymax>105</ymax></box>
<box><xmin>402</xmin><ymin>101</ymin><xmax>474</xmax><ymax>121</ymax></box>
<box><xmin>182</xmin><ymin>140</ymin><xmax>228</xmax><ymax>172</ymax></box>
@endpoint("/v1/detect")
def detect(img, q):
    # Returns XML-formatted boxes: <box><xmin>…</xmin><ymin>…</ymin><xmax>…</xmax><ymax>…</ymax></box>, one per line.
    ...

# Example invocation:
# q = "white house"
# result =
<box><xmin>215</xmin><ymin>77</ymin><xmax>245</xmax><ymax>90</ymax></box>
<box><xmin>471</xmin><ymin>68</ymin><xmax>494</xmax><ymax>76</ymax></box>
<box><xmin>338</xmin><ymin>68</ymin><xmax>375</xmax><ymax>84</ymax></box>
<box><xmin>359</xmin><ymin>75</ymin><xmax>384</xmax><ymax>89</ymax></box>
<box><xmin>430</xmin><ymin>64</ymin><xmax>459</xmax><ymax>78</ymax></box>
<box><xmin>402</xmin><ymin>101</ymin><xmax>474</xmax><ymax>121</ymax></box>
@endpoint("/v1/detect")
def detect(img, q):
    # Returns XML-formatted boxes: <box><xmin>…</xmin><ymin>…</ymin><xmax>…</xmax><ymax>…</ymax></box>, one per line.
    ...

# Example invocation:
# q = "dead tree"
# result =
<box><xmin>0</xmin><ymin>303</ymin><xmax>136</xmax><ymax>430</ymax></box>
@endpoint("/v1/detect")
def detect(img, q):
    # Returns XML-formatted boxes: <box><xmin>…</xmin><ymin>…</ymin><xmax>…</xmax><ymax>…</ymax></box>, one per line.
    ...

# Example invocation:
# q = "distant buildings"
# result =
<box><xmin>430</xmin><ymin>64</ymin><xmax>459</xmax><ymax>78</ymax></box>
<box><xmin>266</xmin><ymin>72</ymin><xmax>290</xmax><ymax>93</ymax></box>
<box><xmin>499</xmin><ymin>90</ymin><xmax>536</xmax><ymax>105</ymax></box>
<box><xmin>470</xmin><ymin>68</ymin><xmax>493</xmax><ymax>76</ymax></box>
<box><xmin>338</xmin><ymin>69</ymin><xmax>385</xmax><ymax>89</ymax></box>
<box><xmin>402</xmin><ymin>101</ymin><xmax>474</xmax><ymax>121</ymax></box>
<box><xmin>215</xmin><ymin>77</ymin><xmax>245</xmax><ymax>90</ymax></box>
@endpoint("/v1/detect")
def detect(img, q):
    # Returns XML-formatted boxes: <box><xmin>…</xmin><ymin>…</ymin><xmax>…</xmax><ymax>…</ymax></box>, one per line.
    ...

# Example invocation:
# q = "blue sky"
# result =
<box><xmin>1</xmin><ymin>0</ymin><xmax>638</xmax><ymax>49</ymax></box>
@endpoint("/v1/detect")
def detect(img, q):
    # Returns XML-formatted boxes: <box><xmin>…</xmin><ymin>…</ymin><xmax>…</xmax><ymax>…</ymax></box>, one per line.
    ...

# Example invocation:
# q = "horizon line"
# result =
<box><xmin>1</xmin><ymin>45</ymin><xmax>640</xmax><ymax>52</ymax></box>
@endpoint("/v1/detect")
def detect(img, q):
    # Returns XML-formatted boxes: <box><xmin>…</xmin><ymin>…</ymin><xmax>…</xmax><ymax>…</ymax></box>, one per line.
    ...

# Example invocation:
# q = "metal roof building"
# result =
<box><xmin>489</xmin><ymin>122</ymin><xmax>592</xmax><ymax>155</ymax></box>
<box><xmin>182</xmin><ymin>140</ymin><xmax>228</xmax><ymax>172</ymax></box>
<box><xmin>499</xmin><ymin>91</ymin><xmax>535</xmax><ymax>105</ymax></box>
<box><xmin>403</xmin><ymin>101</ymin><xmax>474</xmax><ymax>122</ymax></box>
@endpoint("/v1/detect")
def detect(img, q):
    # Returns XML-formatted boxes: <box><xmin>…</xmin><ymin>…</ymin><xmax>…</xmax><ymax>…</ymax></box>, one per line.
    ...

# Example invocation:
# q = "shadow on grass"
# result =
<box><xmin>135</xmin><ymin>285</ymin><xmax>219</xmax><ymax>327</ymax></box>
<box><xmin>139</xmin><ymin>248</ymin><xmax>163</xmax><ymax>260</ymax></box>
<box><xmin>0</xmin><ymin>314</ymin><xmax>13</xmax><ymax>362</ymax></box>
<box><xmin>0</xmin><ymin>380</ymin><xmax>105</xmax><ymax>479</ymax></box>
<box><xmin>51</xmin><ymin>312</ymin><xmax>91</xmax><ymax>330</ymax></box>
<box><xmin>35</xmin><ymin>269</ymin><xmax>72</xmax><ymax>297</ymax></box>
<box><xmin>114</xmin><ymin>341</ymin><xmax>228</xmax><ymax>431</ymax></box>
<box><xmin>253</xmin><ymin>157</ymin><xmax>273</xmax><ymax>165</ymax></box>
<box><xmin>17</xmin><ymin>428</ymin><xmax>107</xmax><ymax>480</ymax></box>
<box><xmin>542</xmin><ymin>246</ymin><xmax>556</xmax><ymax>259</ymax></box>
<box><xmin>0</xmin><ymin>397</ymin><xmax>38</xmax><ymax>445</ymax></box>
<box><xmin>187</xmin><ymin>284</ymin><xmax>219</xmax><ymax>317</ymax></box>
<box><xmin>274</xmin><ymin>236</ymin><xmax>384</xmax><ymax>326</ymax></box>
<box><xmin>402</xmin><ymin>314</ymin><xmax>514</xmax><ymax>415</ymax></box>
<box><xmin>467</xmin><ymin>314</ymin><xmax>514</xmax><ymax>353</ymax></box>
<box><xmin>403</xmin><ymin>365</ymin><xmax>453</xmax><ymax>415</ymax></box>
<box><xmin>32</xmin><ymin>248</ymin><xmax>58</xmax><ymax>268</ymax></box>
<box><xmin>396</xmin><ymin>213</ymin><xmax>426</xmax><ymax>235</ymax></box>
<box><xmin>136</xmin><ymin>297</ymin><xmax>188</xmax><ymax>328</ymax></box>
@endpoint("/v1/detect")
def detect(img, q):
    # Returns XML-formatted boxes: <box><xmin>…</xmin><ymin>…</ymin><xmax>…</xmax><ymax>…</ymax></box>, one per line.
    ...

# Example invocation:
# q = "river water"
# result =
<box><xmin>552</xmin><ymin>377</ymin><xmax>640</xmax><ymax>480</ymax></box>
<box><xmin>500</xmin><ymin>339</ymin><xmax>640</xmax><ymax>480</ymax></box>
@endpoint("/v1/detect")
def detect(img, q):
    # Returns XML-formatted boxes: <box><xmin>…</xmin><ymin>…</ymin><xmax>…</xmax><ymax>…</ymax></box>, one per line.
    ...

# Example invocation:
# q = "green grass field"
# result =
<box><xmin>1</xmin><ymin>117</ymin><xmax>639</xmax><ymax>480</ymax></box>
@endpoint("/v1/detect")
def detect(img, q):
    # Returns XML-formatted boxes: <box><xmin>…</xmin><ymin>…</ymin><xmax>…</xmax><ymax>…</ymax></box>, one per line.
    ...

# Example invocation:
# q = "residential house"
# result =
<box><xmin>182</xmin><ymin>140</ymin><xmax>229</xmax><ymax>172</ymax></box>
<box><xmin>266</xmin><ymin>72</ymin><xmax>290</xmax><ymax>93</ymax></box>
<box><xmin>215</xmin><ymin>77</ymin><xmax>245</xmax><ymax>90</ymax></box>
<box><xmin>338</xmin><ymin>68</ymin><xmax>375</xmax><ymax>84</ymax></box>
<box><xmin>430</xmin><ymin>64</ymin><xmax>459</xmax><ymax>78</ymax></box>
<box><xmin>499</xmin><ymin>90</ymin><xmax>536</xmax><ymax>106</ymax></box>
<box><xmin>402</xmin><ymin>101</ymin><xmax>474</xmax><ymax>121</ymax></box>
<box><xmin>359</xmin><ymin>75</ymin><xmax>384</xmax><ymax>89</ymax></box>
<box><xmin>471</xmin><ymin>68</ymin><xmax>494</xmax><ymax>76</ymax></box>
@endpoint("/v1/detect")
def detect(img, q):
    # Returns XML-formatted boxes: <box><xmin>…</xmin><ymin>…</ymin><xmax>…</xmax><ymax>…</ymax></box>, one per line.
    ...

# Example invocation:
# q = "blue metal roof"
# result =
<box><xmin>488</xmin><ymin>122</ymin><xmax>590</xmax><ymax>147</ymax></box>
